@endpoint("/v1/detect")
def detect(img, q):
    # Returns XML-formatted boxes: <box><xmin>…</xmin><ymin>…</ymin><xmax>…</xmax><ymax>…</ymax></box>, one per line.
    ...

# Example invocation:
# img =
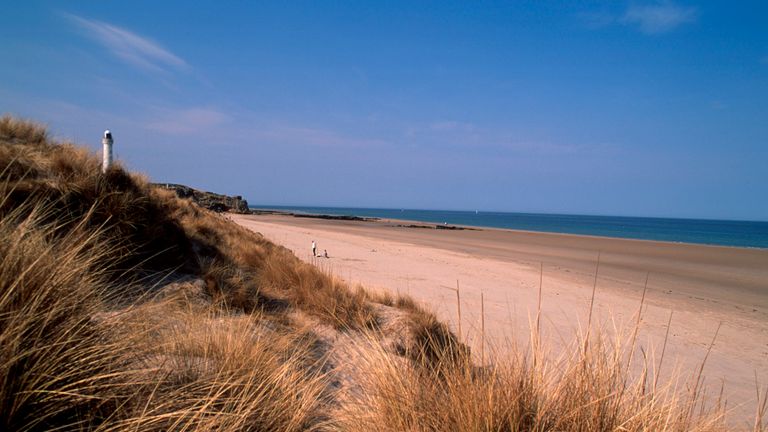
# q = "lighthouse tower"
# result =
<box><xmin>102</xmin><ymin>130</ymin><xmax>113</xmax><ymax>173</ymax></box>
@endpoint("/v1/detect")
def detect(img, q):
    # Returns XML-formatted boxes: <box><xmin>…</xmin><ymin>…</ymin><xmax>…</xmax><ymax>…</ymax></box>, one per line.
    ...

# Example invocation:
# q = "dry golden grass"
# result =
<box><xmin>0</xmin><ymin>203</ymin><xmax>119</xmax><ymax>430</ymax></box>
<box><xmin>0</xmin><ymin>115</ymin><xmax>753</xmax><ymax>431</ymax></box>
<box><xmin>170</xmin><ymin>201</ymin><xmax>382</xmax><ymax>330</ymax></box>
<box><xmin>0</xmin><ymin>180</ymin><xmax>331</xmax><ymax>431</ymax></box>
<box><xmin>0</xmin><ymin>115</ymin><xmax>48</xmax><ymax>146</ymax></box>
<box><xmin>338</xmin><ymin>322</ymin><xmax>734</xmax><ymax>432</ymax></box>
<box><xmin>0</xmin><ymin>116</ymin><xmax>196</xmax><ymax>281</ymax></box>
<box><xmin>96</xmin><ymin>304</ymin><xmax>332</xmax><ymax>431</ymax></box>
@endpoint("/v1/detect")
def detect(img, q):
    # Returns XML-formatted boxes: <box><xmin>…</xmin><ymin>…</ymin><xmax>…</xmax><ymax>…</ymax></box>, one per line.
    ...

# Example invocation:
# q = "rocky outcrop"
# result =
<box><xmin>154</xmin><ymin>183</ymin><xmax>250</xmax><ymax>214</ymax></box>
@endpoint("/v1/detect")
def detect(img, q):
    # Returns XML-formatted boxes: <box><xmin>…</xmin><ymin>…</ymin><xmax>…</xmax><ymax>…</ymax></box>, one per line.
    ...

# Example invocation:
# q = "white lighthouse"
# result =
<box><xmin>102</xmin><ymin>130</ymin><xmax>113</xmax><ymax>173</ymax></box>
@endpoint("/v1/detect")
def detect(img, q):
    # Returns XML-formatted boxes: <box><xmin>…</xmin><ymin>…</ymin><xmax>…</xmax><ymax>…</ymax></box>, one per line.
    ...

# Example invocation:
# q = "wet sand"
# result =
<box><xmin>232</xmin><ymin>213</ymin><xmax>768</xmax><ymax>426</ymax></box>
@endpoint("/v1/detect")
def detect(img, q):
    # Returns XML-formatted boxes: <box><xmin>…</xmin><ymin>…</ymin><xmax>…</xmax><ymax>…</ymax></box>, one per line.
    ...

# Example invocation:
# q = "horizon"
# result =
<box><xmin>249</xmin><ymin>203</ymin><xmax>768</xmax><ymax>223</ymax></box>
<box><xmin>2</xmin><ymin>1</ymin><xmax>767</xmax><ymax>221</ymax></box>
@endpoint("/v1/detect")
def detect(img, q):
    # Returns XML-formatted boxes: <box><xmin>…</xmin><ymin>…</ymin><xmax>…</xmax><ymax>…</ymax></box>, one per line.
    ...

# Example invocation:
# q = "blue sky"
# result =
<box><xmin>2</xmin><ymin>1</ymin><xmax>766</xmax><ymax>220</ymax></box>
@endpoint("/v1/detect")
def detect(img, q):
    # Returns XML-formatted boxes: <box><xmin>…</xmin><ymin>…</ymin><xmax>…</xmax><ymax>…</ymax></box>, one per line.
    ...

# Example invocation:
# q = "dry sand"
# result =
<box><xmin>232</xmin><ymin>213</ymin><xmax>768</xmax><ymax>427</ymax></box>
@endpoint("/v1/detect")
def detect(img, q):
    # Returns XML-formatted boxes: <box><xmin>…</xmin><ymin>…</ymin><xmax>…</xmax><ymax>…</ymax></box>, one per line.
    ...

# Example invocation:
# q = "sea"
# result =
<box><xmin>251</xmin><ymin>206</ymin><xmax>768</xmax><ymax>249</ymax></box>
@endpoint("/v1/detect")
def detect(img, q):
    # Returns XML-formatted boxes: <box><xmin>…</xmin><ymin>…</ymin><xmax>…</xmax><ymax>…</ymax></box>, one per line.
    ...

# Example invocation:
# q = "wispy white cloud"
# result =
<box><xmin>428</xmin><ymin>121</ymin><xmax>476</xmax><ymax>132</ymax></box>
<box><xmin>252</xmin><ymin>125</ymin><xmax>389</xmax><ymax>149</ymax></box>
<box><xmin>405</xmin><ymin>120</ymin><xmax>477</xmax><ymax>140</ymax></box>
<box><xmin>146</xmin><ymin>107</ymin><xmax>389</xmax><ymax>148</ymax></box>
<box><xmin>403</xmin><ymin>120</ymin><xmax>612</xmax><ymax>158</ymax></box>
<box><xmin>146</xmin><ymin>107</ymin><xmax>230</xmax><ymax>135</ymax></box>
<box><xmin>621</xmin><ymin>3</ymin><xmax>698</xmax><ymax>34</ymax></box>
<box><xmin>64</xmin><ymin>13</ymin><xmax>188</xmax><ymax>74</ymax></box>
<box><xmin>579</xmin><ymin>2</ymin><xmax>697</xmax><ymax>34</ymax></box>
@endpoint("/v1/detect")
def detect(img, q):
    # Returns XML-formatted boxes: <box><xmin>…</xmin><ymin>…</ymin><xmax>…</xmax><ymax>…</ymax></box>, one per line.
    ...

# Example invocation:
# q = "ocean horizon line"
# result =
<box><xmin>250</xmin><ymin>204</ymin><xmax>768</xmax><ymax>224</ymax></box>
<box><xmin>249</xmin><ymin>205</ymin><xmax>768</xmax><ymax>249</ymax></box>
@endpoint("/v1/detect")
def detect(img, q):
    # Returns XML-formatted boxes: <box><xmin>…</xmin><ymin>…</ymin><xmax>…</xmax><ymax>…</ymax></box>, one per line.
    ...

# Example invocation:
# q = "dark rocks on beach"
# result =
<box><xmin>153</xmin><ymin>183</ymin><xmax>250</xmax><ymax>214</ymax></box>
<box><xmin>435</xmin><ymin>224</ymin><xmax>465</xmax><ymax>230</ymax></box>
<box><xmin>396</xmin><ymin>223</ymin><xmax>473</xmax><ymax>231</ymax></box>
<box><xmin>293</xmin><ymin>214</ymin><xmax>379</xmax><ymax>222</ymax></box>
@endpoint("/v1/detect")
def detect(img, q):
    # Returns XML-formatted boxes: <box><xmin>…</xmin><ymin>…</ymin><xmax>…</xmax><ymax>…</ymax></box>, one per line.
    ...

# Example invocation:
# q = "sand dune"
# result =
<box><xmin>233</xmin><ymin>213</ymin><xmax>768</xmax><ymax>426</ymax></box>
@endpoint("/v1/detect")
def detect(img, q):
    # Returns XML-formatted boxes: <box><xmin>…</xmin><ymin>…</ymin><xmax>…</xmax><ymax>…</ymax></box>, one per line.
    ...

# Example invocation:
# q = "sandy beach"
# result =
<box><xmin>233</xmin><ymin>213</ymin><xmax>768</xmax><ymax>426</ymax></box>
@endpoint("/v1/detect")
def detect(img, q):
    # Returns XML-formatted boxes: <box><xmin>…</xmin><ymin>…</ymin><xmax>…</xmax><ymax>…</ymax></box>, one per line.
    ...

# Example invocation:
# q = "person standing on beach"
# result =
<box><xmin>312</xmin><ymin>240</ymin><xmax>316</xmax><ymax>257</ymax></box>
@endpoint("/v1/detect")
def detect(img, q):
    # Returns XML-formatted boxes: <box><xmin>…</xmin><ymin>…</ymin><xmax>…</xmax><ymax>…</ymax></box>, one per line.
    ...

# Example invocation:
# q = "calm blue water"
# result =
<box><xmin>251</xmin><ymin>206</ymin><xmax>768</xmax><ymax>249</ymax></box>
